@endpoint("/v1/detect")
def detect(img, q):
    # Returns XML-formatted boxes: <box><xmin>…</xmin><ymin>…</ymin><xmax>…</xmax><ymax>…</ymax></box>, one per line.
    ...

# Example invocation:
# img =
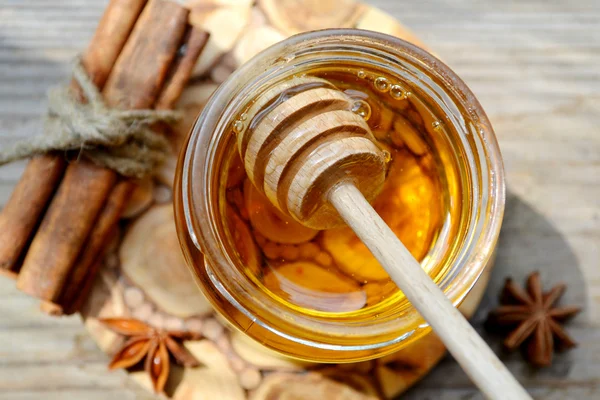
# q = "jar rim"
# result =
<box><xmin>179</xmin><ymin>29</ymin><xmax>505</xmax><ymax>358</ymax></box>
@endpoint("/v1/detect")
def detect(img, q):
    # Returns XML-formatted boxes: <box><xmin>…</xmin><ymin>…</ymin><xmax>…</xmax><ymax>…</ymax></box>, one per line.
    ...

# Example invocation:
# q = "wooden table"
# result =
<box><xmin>1</xmin><ymin>0</ymin><xmax>598</xmax><ymax>398</ymax></box>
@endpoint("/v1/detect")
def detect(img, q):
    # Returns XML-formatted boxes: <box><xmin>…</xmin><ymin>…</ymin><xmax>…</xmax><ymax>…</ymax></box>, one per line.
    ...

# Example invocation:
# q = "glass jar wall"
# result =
<box><xmin>174</xmin><ymin>29</ymin><xmax>505</xmax><ymax>362</ymax></box>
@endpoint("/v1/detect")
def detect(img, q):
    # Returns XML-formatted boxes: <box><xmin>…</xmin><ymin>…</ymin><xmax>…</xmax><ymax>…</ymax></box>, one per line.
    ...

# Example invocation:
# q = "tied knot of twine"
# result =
<box><xmin>0</xmin><ymin>58</ymin><xmax>181</xmax><ymax>178</ymax></box>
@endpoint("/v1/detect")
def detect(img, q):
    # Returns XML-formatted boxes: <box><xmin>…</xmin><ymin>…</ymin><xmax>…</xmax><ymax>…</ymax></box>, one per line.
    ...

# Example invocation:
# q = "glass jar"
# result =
<box><xmin>174</xmin><ymin>29</ymin><xmax>505</xmax><ymax>362</ymax></box>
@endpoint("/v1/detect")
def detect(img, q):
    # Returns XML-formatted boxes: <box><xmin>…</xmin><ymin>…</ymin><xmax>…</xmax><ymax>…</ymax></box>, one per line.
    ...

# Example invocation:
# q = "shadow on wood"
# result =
<box><xmin>400</xmin><ymin>190</ymin><xmax>587</xmax><ymax>400</ymax></box>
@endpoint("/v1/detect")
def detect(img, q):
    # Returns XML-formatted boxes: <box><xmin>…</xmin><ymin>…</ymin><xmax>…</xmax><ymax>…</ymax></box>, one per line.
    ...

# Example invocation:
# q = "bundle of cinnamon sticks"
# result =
<box><xmin>0</xmin><ymin>0</ymin><xmax>208</xmax><ymax>315</ymax></box>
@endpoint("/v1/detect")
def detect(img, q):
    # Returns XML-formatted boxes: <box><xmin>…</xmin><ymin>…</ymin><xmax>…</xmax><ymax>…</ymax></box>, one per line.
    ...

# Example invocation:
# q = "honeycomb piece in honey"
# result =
<box><xmin>322</xmin><ymin>150</ymin><xmax>439</xmax><ymax>282</ymax></box>
<box><xmin>263</xmin><ymin>261</ymin><xmax>366</xmax><ymax>312</ymax></box>
<box><xmin>244</xmin><ymin>179</ymin><xmax>318</xmax><ymax>244</ymax></box>
<box><xmin>391</xmin><ymin>115</ymin><xmax>428</xmax><ymax>156</ymax></box>
<box><xmin>226</xmin><ymin>206</ymin><xmax>261</xmax><ymax>276</ymax></box>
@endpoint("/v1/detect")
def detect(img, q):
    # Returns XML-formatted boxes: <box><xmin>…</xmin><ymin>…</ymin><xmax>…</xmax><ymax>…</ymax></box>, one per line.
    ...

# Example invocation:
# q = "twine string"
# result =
<box><xmin>0</xmin><ymin>58</ymin><xmax>180</xmax><ymax>178</ymax></box>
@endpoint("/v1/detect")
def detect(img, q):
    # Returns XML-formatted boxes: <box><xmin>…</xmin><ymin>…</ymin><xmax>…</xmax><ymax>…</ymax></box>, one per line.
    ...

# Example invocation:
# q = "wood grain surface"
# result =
<box><xmin>1</xmin><ymin>0</ymin><xmax>599</xmax><ymax>399</ymax></box>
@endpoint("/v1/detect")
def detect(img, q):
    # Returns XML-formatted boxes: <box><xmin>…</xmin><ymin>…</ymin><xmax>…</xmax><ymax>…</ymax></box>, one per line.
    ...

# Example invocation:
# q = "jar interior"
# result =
<box><xmin>179</xmin><ymin>30</ymin><xmax>502</xmax><ymax>361</ymax></box>
<box><xmin>216</xmin><ymin>61</ymin><xmax>470</xmax><ymax>320</ymax></box>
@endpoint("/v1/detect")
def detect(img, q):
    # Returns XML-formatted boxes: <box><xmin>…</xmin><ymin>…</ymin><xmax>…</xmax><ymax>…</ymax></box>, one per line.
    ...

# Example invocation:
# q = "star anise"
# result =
<box><xmin>487</xmin><ymin>272</ymin><xmax>581</xmax><ymax>367</ymax></box>
<box><xmin>100</xmin><ymin>318</ymin><xmax>202</xmax><ymax>393</ymax></box>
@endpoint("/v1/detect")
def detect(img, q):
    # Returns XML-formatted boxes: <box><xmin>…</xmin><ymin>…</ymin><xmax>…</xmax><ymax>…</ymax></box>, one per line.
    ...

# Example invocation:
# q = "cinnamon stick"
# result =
<box><xmin>155</xmin><ymin>28</ymin><xmax>210</xmax><ymax>110</ymax></box>
<box><xmin>0</xmin><ymin>0</ymin><xmax>148</xmax><ymax>275</ymax></box>
<box><xmin>16</xmin><ymin>0</ymin><xmax>190</xmax><ymax>303</ymax></box>
<box><xmin>58</xmin><ymin>26</ymin><xmax>210</xmax><ymax>315</ymax></box>
<box><xmin>0</xmin><ymin>268</ymin><xmax>18</xmax><ymax>280</ymax></box>
<box><xmin>101</xmin><ymin>1</ymin><xmax>190</xmax><ymax>110</ymax></box>
<box><xmin>17</xmin><ymin>161</ymin><xmax>118</xmax><ymax>299</ymax></box>
<box><xmin>0</xmin><ymin>154</ymin><xmax>65</xmax><ymax>273</ymax></box>
<box><xmin>60</xmin><ymin>180</ymin><xmax>134</xmax><ymax>315</ymax></box>
<box><xmin>82</xmin><ymin>0</ymin><xmax>149</xmax><ymax>91</ymax></box>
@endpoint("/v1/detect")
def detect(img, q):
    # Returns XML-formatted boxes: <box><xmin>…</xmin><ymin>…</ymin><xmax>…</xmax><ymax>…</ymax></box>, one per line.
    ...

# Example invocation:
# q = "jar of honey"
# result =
<box><xmin>174</xmin><ymin>29</ymin><xmax>505</xmax><ymax>362</ymax></box>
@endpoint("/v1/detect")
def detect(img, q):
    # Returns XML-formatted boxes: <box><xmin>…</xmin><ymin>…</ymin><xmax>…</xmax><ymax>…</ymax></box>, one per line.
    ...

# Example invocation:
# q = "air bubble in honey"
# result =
<box><xmin>390</xmin><ymin>84</ymin><xmax>406</xmax><ymax>99</ymax></box>
<box><xmin>357</xmin><ymin>70</ymin><xmax>366</xmax><ymax>79</ymax></box>
<box><xmin>432</xmin><ymin>121</ymin><xmax>441</xmax><ymax>129</ymax></box>
<box><xmin>383</xmin><ymin>150</ymin><xmax>392</xmax><ymax>163</ymax></box>
<box><xmin>351</xmin><ymin>100</ymin><xmax>372</xmax><ymax>121</ymax></box>
<box><xmin>374</xmin><ymin>77</ymin><xmax>390</xmax><ymax>92</ymax></box>
<box><xmin>240</xmin><ymin>113</ymin><xmax>248</xmax><ymax>121</ymax></box>
<box><xmin>233</xmin><ymin>120</ymin><xmax>245</xmax><ymax>134</ymax></box>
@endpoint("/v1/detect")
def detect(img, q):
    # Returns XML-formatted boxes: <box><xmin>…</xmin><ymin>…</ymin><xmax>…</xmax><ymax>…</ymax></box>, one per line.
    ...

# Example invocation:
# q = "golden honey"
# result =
<box><xmin>175</xmin><ymin>30</ymin><xmax>505</xmax><ymax>362</ymax></box>
<box><xmin>221</xmin><ymin>66</ymin><xmax>458</xmax><ymax>316</ymax></box>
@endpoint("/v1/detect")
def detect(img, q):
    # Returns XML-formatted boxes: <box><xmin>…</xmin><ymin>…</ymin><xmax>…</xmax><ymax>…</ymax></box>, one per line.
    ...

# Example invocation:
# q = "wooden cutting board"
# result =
<box><xmin>81</xmin><ymin>1</ymin><xmax>491</xmax><ymax>398</ymax></box>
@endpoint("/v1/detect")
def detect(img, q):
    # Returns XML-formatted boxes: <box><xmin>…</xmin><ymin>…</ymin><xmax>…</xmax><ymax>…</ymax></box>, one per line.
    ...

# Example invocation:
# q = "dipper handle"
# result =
<box><xmin>237</xmin><ymin>76</ymin><xmax>531</xmax><ymax>400</ymax></box>
<box><xmin>330</xmin><ymin>182</ymin><xmax>531</xmax><ymax>400</ymax></box>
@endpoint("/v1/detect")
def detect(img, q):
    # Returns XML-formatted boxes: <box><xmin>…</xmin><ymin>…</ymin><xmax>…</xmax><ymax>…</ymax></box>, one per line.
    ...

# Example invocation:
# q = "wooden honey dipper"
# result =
<box><xmin>238</xmin><ymin>77</ymin><xmax>532</xmax><ymax>400</ymax></box>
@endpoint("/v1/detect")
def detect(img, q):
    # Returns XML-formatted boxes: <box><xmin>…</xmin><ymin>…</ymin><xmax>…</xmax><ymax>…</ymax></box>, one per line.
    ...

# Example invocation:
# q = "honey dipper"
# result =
<box><xmin>238</xmin><ymin>77</ymin><xmax>532</xmax><ymax>400</ymax></box>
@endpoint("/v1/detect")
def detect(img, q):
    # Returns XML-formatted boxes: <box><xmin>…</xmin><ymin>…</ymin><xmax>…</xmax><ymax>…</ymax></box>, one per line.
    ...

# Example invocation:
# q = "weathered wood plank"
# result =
<box><xmin>0</xmin><ymin>0</ymin><xmax>599</xmax><ymax>399</ymax></box>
